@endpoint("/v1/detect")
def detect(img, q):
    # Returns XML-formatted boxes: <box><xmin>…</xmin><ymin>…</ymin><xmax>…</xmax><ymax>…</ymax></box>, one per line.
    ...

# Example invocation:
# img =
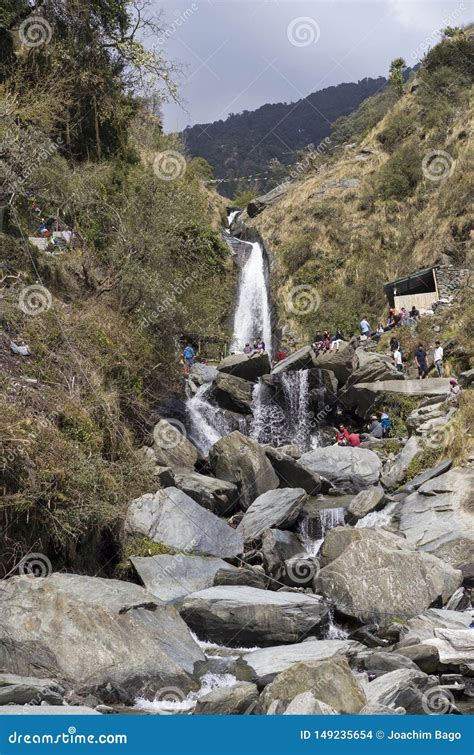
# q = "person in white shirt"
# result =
<box><xmin>393</xmin><ymin>348</ymin><xmax>403</xmax><ymax>372</ymax></box>
<box><xmin>433</xmin><ymin>340</ymin><xmax>444</xmax><ymax>377</ymax></box>
<box><xmin>359</xmin><ymin>317</ymin><xmax>371</xmax><ymax>337</ymax></box>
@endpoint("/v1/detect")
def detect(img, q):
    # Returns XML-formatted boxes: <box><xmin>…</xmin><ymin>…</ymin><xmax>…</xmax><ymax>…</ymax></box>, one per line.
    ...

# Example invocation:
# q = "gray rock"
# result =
<box><xmin>212</xmin><ymin>372</ymin><xmax>254</xmax><ymax>415</ymax></box>
<box><xmin>344</xmin><ymin>351</ymin><xmax>403</xmax><ymax>388</ymax></box>
<box><xmin>237</xmin><ymin>488</ymin><xmax>308</xmax><ymax>542</ymax></box>
<box><xmin>213</xmin><ymin>566</ymin><xmax>267</xmax><ymax>589</ymax></box>
<box><xmin>346</xmin><ymin>485</ymin><xmax>386</xmax><ymax>523</ymax></box>
<box><xmin>359</xmin><ymin>703</ymin><xmax>405</xmax><ymax>714</ymax></box>
<box><xmin>364</xmin><ymin>652</ymin><xmax>420</xmax><ymax>676</ymax></box>
<box><xmin>271</xmin><ymin>346</ymin><xmax>316</xmax><ymax>375</ymax></box>
<box><xmin>311</xmin><ymin>342</ymin><xmax>357</xmax><ymax>385</ymax></box>
<box><xmin>0</xmin><ymin>705</ymin><xmax>101</xmax><ymax>715</ymax></box>
<box><xmin>283</xmin><ymin>692</ymin><xmax>337</xmax><ymax>714</ymax></box>
<box><xmin>130</xmin><ymin>554</ymin><xmax>241</xmax><ymax>603</ymax></box>
<box><xmin>236</xmin><ymin>639</ymin><xmax>365</xmax><ymax>686</ymax></box>
<box><xmin>0</xmin><ymin>574</ymin><xmax>204</xmax><ymax>698</ymax></box>
<box><xmin>298</xmin><ymin>446</ymin><xmax>382</xmax><ymax>493</ymax></box>
<box><xmin>0</xmin><ymin>674</ymin><xmax>64</xmax><ymax>706</ymax></box>
<box><xmin>405</xmin><ymin>402</ymin><xmax>447</xmax><ymax>434</ymax></box>
<box><xmin>399</xmin><ymin>608</ymin><xmax>472</xmax><ymax>644</ymax></box>
<box><xmin>395</xmin><ymin>645</ymin><xmax>441</xmax><ymax>674</ymax></box>
<box><xmin>265</xmin><ymin>447</ymin><xmax>322</xmax><ymax>494</ymax></box>
<box><xmin>209</xmin><ymin>432</ymin><xmax>279</xmax><ymax>510</ymax></box>
<box><xmin>315</xmin><ymin>531</ymin><xmax>463</xmax><ymax>622</ymax></box>
<box><xmin>363</xmin><ymin>669</ymin><xmax>433</xmax><ymax>714</ymax></box>
<box><xmin>178</xmin><ymin>586</ymin><xmax>328</xmax><ymax>647</ymax></box>
<box><xmin>319</xmin><ymin>526</ymin><xmax>408</xmax><ymax>564</ymax></box>
<box><xmin>260</xmin><ymin>657</ymin><xmax>366</xmax><ymax>714</ymax></box>
<box><xmin>423</xmin><ymin>629</ymin><xmax>474</xmax><ymax>672</ymax></box>
<box><xmin>398</xmin><ymin>459</ymin><xmax>453</xmax><ymax>493</ymax></box>
<box><xmin>261</xmin><ymin>529</ymin><xmax>303</xmax><ymax>581</ymax></box>
<box><xmin>381</xmin><ymin>436</ymin><xmax>422</xmax><ymax>490</ymax></box>
<box><xmin>188</xmin><ymin>363</ymin><xmax>218</xmax><ymax>386</ymax></box>
<box><xmin>172</xmin><ymin>471</ymin><xmax>239</xmax><ymax>516</ymax></box>
<box><xmin>341</xmin><ymin>379</ymin><xmax>452</xmax><ymax>420</ymax></box>
<box><xmin>194</xmin><ymin>682</ymin><xmax>259</xmax><ymax>715</ymax></box>
<box><xmin>125</xmin><ymin>487</ymin><xmax>243</xmax><ymax>558</ymax></box>
<box><xmin>217</xmin><ymin>352</ymin><xmax>271</xmax><ymax>381</ymax></box>
<box><xmin>152</xmin><ymin>420</ymin><xmax>198</xmax><ymax>470</ymax></box>
<box><xmin>398</xmin><ymin>468</ymin><xmax>474</xmax><ymax>571</ymax></box>
<box><xmin>459</xmin><ymin>369</ymin><xmax>474</xmax><ymax>388</ymax></box>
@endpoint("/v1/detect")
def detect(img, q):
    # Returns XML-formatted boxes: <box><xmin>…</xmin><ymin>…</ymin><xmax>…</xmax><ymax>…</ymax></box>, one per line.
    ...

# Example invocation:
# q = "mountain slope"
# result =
<box><xmin>183</xmin><ymin>77</ymin><xmax>387</xmax><ymax>198</ymax></box>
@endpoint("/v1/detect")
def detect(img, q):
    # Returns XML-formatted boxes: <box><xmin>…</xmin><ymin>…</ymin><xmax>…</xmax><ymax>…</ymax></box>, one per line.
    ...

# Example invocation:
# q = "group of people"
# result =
<box><xmin>389</xmin><ymin>337</ymin><xmax>446</xmax><ymax>380</ymax></box>
<box><xmin>312</xmin><ymin>328</ymin><xmax>344</xmax><ymax>353</ymax></box>
<box><xmin>359</xmin><ymin>306</ymin><xmax>420</xmax><ymax>340</ymax></box>
<box><xmin>336</xmin><ymin>410</ymin><xmax>391</xmax><ymax>447</ymax></box>
<box><xmin>243</xmin><ymin>337</ymin><xmax>266</xmax><ymax>356</ymax></box>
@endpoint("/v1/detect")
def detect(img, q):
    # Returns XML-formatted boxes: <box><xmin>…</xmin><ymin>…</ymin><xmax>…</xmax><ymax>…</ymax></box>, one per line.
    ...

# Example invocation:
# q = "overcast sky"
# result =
<box><xmin>149</xmin><ymin>0</ymin><xmax>472</xmax><ymax>132</ymax></box>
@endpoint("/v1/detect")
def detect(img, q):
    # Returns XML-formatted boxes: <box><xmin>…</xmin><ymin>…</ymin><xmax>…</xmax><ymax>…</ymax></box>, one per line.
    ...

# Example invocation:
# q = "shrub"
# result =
<box><xmin>375</xmin><ymin>138</ymin><xmax>422</xmax><ymax>200</ymax></box>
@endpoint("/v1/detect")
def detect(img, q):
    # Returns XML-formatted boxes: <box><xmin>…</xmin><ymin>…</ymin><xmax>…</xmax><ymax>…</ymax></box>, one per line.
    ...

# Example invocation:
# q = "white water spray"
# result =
<box><xmin>231</xmin><ymin>240</ymin><xmax>272</xmax><ymax>356</ymax></box>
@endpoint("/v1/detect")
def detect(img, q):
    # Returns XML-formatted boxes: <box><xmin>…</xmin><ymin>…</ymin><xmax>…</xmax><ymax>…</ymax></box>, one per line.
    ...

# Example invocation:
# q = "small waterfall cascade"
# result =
<box><xmin>227</xmin><ymin>209</ymin><xmax>240</xmax><ymax>228</ymax></box>
<box><xmin>251</xmin><ymin>369</ymin><xmax>312</xmax><ymax>452</ymax></box>
<box><xmin>324</xmin><ymin>608</ymin><xmax>349</xmax><ymax>640</ymax></box>
<box><xmin>355</xmin><ymin>501</ymin><xmax>397</xmax><ymax>529</ymax></box>
<box><xmin>299</xmin><ymin>505</ymin><xmax>346</xmax><ymax>556</ymax></box>
<box><xmin>186</xmin><ymin>384</ymin><xmax>243</xmax><ymax>456</ymax></box>
<box><xmin>230</xmin><ymin>240</ymin><xmax>272</xmax><ymax>357</ymax></box>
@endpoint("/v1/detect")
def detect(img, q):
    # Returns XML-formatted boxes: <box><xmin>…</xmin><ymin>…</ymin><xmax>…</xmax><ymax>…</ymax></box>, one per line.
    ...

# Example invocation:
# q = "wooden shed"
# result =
<box><xmin>384</xmin><ymin>267</ymin><xmax>440</xmax><ymax>311</ymax></box>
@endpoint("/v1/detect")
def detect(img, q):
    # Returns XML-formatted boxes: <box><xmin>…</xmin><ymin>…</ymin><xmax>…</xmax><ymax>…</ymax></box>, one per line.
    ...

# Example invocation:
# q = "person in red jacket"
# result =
<box><xmin>337</xmin><ymin>424</ymin><xmax>349</xmax><ymax>444</ymax></box>
<box><xmin>347</xmin><ymin>431</ymin><xmax>361</xmax><ymax>447</ymax></box>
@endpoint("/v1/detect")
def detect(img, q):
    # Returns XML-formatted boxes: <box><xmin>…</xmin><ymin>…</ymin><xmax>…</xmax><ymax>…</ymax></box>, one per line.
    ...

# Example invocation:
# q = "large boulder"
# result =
<box><xmin>298</xmin><ymin>446</ymin><xmax>382</xmax><ymax>493</ymax></box>
<box><xmin>346</xmin><ymin>485</ymin><xmax>386</xmax><ymax>524</ymax></box>
<box><xmin>398</xmin><ymin>608</ymin><xmax>472</xmax><ymax>645</ymax></box>
<box><xmin>380</xmin><ymin>436</ymin><xmax>423</xmax><ymax>490</ymax></box>
<box><xmin>345</xmin><ymin>350</ymin><xmax>403</xmax><ymax>387</ymax></box>
<box><xmin>0</xmin><ymin>575</ymin><xmax>204</xmax><ymax>698</ymax></box>
<box><xmin>398</xmin><ymin>459</ymin><xmax>452</xmax><ymax>493</ymax></box>
<box><xmin>212</xmin><ymin>372</ymin><xmax>253</xmax><ymax>415</ymax></box>
<box><xmin>398</xmin><ymin>468</ymin><xmax>474</xmax><ymax>572</ymax></box>
<box><xmin>422</xmin><ymin>629</ymin><xmax>474</xmax><ymax>672</ymax></box>
<box><xmin>261</xmin><ymin>529</ymin><xmax>306</xmax><ymax>582</ymax></box>
<box><xmin>265</xmin><ymin>447</ymin><xmax>322</xmax><ymax>494</ymax></box>
<box><xmin>172</xmin><ymin>471</ymin><xmax>239</xmax><ymax>517</ymax></box>
<box><xmin>260</xmin><ymin>657</ymin><xmax>366</xmax><ymax>714</ymax></box>
<box><xmin>314</xmin><ymin>531</ymin><xmax>462</xmax><ymax>622</ymax></box>
<box><xmin>312</xmin><ymin>342</ymin><xmax>357</xmax><ymax>384</ymax></box>
<box><xmin>178</xmin><ymin>586</ymin><xmax>328</xmax><ymax>647</ymax></box>
<box><xmin>237</xmin><ymin>488</ymin><xmax>307</xmax><ymax>542</ymax></box>
<box><xmin>152</xmin><ymin>419</ymin><xmax>198</xmax><ymax>470</ymax></box>
<box><xmin>188</xmin><ymin>362</ymin><xmax>217</xmax><ymax>386</ymax></box>
<box><xmin>209</xmin><ymin>432</ymin><xmax>279</xmax><ymax>510</ymax></box>
<box><xmin>125</xmin><ymin>487</ymin><xmax>243</xmax><ymax>558</ymax></box>
<box><xmin>130</xmin><ymin>554</ymin><xmax>242</xmax><ymax>603</ymax></box>
<box><xmin>0</xmin><ymin>674</ymin><xmax>64</xmax><ymax>706</ymax></box>
<box><xmin>341</xmin><ymin>379</ymin><xmax>452</xmax><ymax>420</ymax></box>
<box><xmin>363</xmin><ymin>669</ymin><xmax>434</xmax><ymax>714</ymax></box>
<box><xmin>236</xmin><ymin>639</ymin><xmax>365</xmax><ymax>686</ymax></box>
<box><xmin>217</xmin><ymin>352</ymin><xmax>270</xmax><ymax>381</ymax></box>
<box><xmin>271</xmin><ymin>346</ymin><xmax>316</xmax><ymax>375</ymax></box>
<box><xmin>319</xmin><ymin>526</ymin><xmax>407</xmax><ymax>565</ymax></box>
<box><xmin>194</xmin><ymin>682</ymin><xmax>259</xmax><ymax>715</ymax></box>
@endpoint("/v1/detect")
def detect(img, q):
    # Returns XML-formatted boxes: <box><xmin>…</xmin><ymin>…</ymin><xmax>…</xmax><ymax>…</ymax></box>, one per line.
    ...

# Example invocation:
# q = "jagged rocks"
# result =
<box><xmin>212</xmin><ymin>372</ymin><xmax>253</xmax><ymax>415</ymax></box>
<box><xmin>237</xmin><ymin>488</ymin><xmax>307</xmax><ymax>542</ymax></box>
<box><xmin>130</xmin><ymin>555</ymin><xmax>243</xmax><ymax>603</ymax></box>
<box><xmin>319</xmin><ymin>526</ymin><xmax>407</xmax><ymax>565</ymax></box>
<box><xmin>0</xmin><ymin>674</ymin><xmax>65</xmax><ymax>706</ymax></box>
<box><xmin>151</xmin><ymin>419</ymin><xmax>199</xmax><ymax>470</ymax></box>
<box><xmin>261</xmin><ymin>529</ymin><xmax>304</xmax><ymax>581</ymax></box>
<box><xmin>298</xmin><ymin>446</ymin><xmax>382</xmax><ymax>493</ymax></box>
<box><xmin>341</xmin><ymin>379</ymin><xmax>452</xmax><ymax>420</ymax></box>
<box><xmin>171</xmin><ymin>471</ymin><xmax>239</xmax><ymax>516</ymax></box>
<box><xmin>0</xmin><ymin>575</ymin><xmax>204</xmax><ymax>699</ymax></box>
<box><xmin>178</xmin><ymin>586</ymin><xmax>329</xmax><ymax>647</ymax></box>
<box><xmin>363</xmin><ymin>669</ymin><xmax>434</xmax><ymax>714</ymax></box>
<box><xmin>125</xmin><ymin>487</ymin><xmax>243</xmax><ymax>558</ymax></box>
<box><xmin>312</xmin><ymin>342</ymin><xmax>357</xmax><ymax>384</ymax></box>
<box><xmin>260</xmin><ymin>657</ymin><xmax>366</xmax><ymax>714</ymax></box>
<box><xmin>194</xmin><ymin>682</ymin><xmax>259</xmax><ymax>715</ymax></box>
<box><xmin>344</xmin><ymin>350</ymin><xmax>403</xmax><ymax>387</ymax></box>
<box><xmin>280</xmin><ymin>692</ymin><xmax>337</xmax><ymax>715</ymax></box>
<box><xmin>314</xmin><ymin>530</ymin><xmax>462</xmax><ymax>622</ymax></box>
<box><xmin>398</xmin><ymin>468</ymin><xmax>474</xmax><ymax>572</ymax></box>
<box><xmin>217</xmin><ymin>352</ymin><xmax>270</xmax><ymax>381</ymax></box>
<box><xmin>363</xmin><ymin>652</ymin><xmax>420</xmax><ymax>676</ymax></box>
<box><xmin>236</xmin><ymin>639</ymin><xmax>365</xmax><ymax>686</ymax></box>
<box><xmin>381</xmin><ymin>436</ymin><xmax>422</xmax><ymax>490</ymax></box>
<box><xmin>265</xmin><ymin>446</ymin><xmax>322</xmax><ymax>494</ymax></box>
<box><xmin>209</xmin><ymin>432</ymin><xmax>279</xmax><ymax>510</ymax></box>
<box><xmin>398</xmin><ymin>459</ymin><xmax>452</xmax><ymax>493</ymax></box>
<box><xmin>346</xmin><ymin>485</ymin><xmax>386</xmax><ymax>524</ymax></box>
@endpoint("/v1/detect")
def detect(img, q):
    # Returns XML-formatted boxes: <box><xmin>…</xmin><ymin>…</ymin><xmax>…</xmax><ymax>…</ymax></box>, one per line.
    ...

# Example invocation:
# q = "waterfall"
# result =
<box><xmin>299</xmin><ymin>505</ymin><xmax>345</xmax><ymax>556</ymax></box>
<box><xmin>251</xmin><ymin>369</ymin><xmax>312</xmax><ymax>452</ymax></box>
<box><xmin>230</xmin><ymin>240</ymin><xmax>272</xmax><ymax>357</ymax></box>
<box><xmin>186</xmin><ymin>384</ymin><xmax>242</xmax><ymax>455</ymax></box>
<box><xmin>227</xmin><ymin>210</ymin><xmax>240</xmax><ymax>227</ymax></box>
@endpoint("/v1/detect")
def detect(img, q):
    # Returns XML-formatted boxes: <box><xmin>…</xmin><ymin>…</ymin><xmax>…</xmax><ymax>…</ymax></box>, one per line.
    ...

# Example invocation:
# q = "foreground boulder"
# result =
<box><xmin>298</xmin><ymin>446</ymin><xmax>382</xmax><ymax>493</ymax></box>
<box><xmin>212</xmin><ymin>372</ymin><xmax>254</xmax><ymax>415</ymax></box>
<box><xmin>236</xmin><ymin>639</ymin><xmax>364</xmax><ymax>686</ymax></box>
<box><xmin>125</xmin><ymin>487</ymin><xmax>243</xmax><ymax>558</ymax></box>
<box><xmin>398</xmin><ymin>468</ymin><xmax>474</xmax><ymax>572</ymax></box>
<box><xmin>217</xmin><ymin>352</ymin><xmax>270</xmax><ymax>381</ymax></box>
<box><xmin>0</xmin><ymin>575</ymin><xmax>204</xmax><ymax>698</ymax></box>
<box><xmin>265</xmin><ymin>446</ymin><xmax>322</xmax><ymax>494</ymax></box>
<box><xmin>178</xmin><ymin>586</ymin><xmax>328</xmax><ymax>647</ymax></box>
<box><xmin>363</xmin><ymin>669</ymin><xmax>434</xmax><ymax>714</ymax></box>
<box><xmin>194</xmin><ymin>682</ymin><xmax>259</xmax><ymax>715</ymax></box>
<box><xmin>315</xmin><ymin>531</ymin><xmax>462</xmax><ymax>622</ymax></box>
<box><xmin>260</xmin><ymin>657</ymin><xmax>366</xmax><ymax>714</ymax></box>
<box><xmin>237</xmin><ymin>488</ymin><xmax>307</xmax><ymax>542</ymax></box>
<box><xmin>152</xmin><ymin>419</ymin><xmax>198</xmax><ymax>469</ymax></box>
<box><xmin>346</xmin><ymin>485</ymin><xmax>386</xmax><ymax>524</ymax></box>
<box><xmin>209</xmin><ymin>432</ymin><xmax>278</xmax><ymax>510</ymax></box>
<box><xmin>172</xmin><ymin>471</ymin><xmax>239</xmax><ymax>516</ymax></box>
<box><xmin>282</xmin><ymin>693</ymin><xmax>337</xmax><ymax>715</ymax></box>
<box><xmin>340</xmin><ymin>379</ymin><xmax>452</xmax><ymax>420</ymax></box>
<box><xmin>0</xmin><ymin>674</ymin><xmax>64</xmax><ymax>706</ymax></box>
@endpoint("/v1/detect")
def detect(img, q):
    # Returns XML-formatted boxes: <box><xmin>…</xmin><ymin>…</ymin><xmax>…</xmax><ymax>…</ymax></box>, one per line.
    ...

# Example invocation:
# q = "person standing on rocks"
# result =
<box><xmin>434</xmin><ymin>340</ymin><xmax>444</xmax><ymax>377</ymax></box>
<box><xmin>393</xmin><ymin>346</ymin><xmax>403</xmax><ymax>373</ymax></box>
<box><xmin>414</xmin><ymin>343</ymin><xmax>429</xmax><ymax>379</ymax></box>
<box><xmin>359</xmin><ymin>316</ymin><xmax>371</xmax><ymax>338</ymax></box>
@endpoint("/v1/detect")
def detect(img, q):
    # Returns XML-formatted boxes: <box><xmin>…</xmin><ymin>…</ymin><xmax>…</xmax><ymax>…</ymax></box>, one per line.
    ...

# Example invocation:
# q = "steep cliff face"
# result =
<box><xmin>241</xmin><ymin>32</ymin><xmax>473</xmax><ymax>350</ymax></box>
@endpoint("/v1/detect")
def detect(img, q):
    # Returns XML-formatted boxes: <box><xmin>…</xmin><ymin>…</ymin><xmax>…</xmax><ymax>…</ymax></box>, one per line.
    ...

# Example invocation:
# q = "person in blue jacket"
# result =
<box><xmin>183</xmin><ymin>344</ymin><xmax>195</xmax><ymax>366</ymax></box>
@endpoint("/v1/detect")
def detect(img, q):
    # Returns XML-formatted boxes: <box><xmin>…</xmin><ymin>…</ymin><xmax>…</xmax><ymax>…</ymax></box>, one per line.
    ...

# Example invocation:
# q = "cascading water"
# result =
<box><xmin>186</xmin><ymin>384</ymin><xmax>246</xmax><ymax>456</ymax></box>
<box><xmin>230</xmin><ymin>240</ymin><xmax>272</xmax><ymax>357</ymax></box>
<box><xmin>299</xmin><ymin>506</ymin><xmax>346</xmax><ymax>556</ymax></box>
<box><xmin>251</xmin><ymin>369</ymin><xmax>312</xmax><ymax>452</ymax></box>
<box><xmin>227</xmin><ymin>210</ymin><xmax>240</xmax><ymax>228</ymax></box>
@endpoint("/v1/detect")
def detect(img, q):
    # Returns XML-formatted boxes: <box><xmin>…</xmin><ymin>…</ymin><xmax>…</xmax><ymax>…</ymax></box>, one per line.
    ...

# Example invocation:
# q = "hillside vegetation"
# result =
<box><xmin>0</xmin><ymin>0</ymin><xmax>231</xmax><ymax>576</ymax></box>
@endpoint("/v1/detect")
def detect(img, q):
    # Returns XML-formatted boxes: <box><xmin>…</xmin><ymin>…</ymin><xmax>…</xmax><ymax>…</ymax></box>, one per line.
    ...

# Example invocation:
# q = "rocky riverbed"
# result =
<box><xmin>1</xmin><ymin>343</ymin><xmax>472</xmax><ymax>716</ymax></box>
